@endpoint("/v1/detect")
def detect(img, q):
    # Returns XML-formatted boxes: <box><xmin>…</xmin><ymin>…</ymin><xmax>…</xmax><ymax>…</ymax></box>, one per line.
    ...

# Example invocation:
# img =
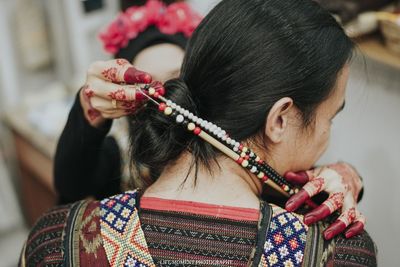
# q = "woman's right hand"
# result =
<box><xmin>80</xmin><ymin>59</ymin><xmax>158</xmax><ymax>128</ymax></box>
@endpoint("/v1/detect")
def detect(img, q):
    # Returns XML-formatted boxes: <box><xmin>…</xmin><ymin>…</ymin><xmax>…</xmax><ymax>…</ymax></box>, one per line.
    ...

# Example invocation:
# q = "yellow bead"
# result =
<box><xmin>240</xmin><ymin>152</ymin><xmax>246</xmax><ymax>158</ymax></box>
<box><xmin>255</xmin><ymin>156</ymin><xmax>260</xmax><ymax>162</ymax></box>
<box><xmin>164</xmin><ymin>107</ymin><xmax>173</xmax><ymax>115</ymax></box>
<box><xmin>148</xmin><ymin>87</ymin><xmax>156</xmax><ymax>95</ymax></box>
<box><xmin>257</xmin><ymin>172</ymin><xmax>264</xmax><ymax>178</ymax></box>
<box><xmin>187</xmin><ymin>123</ymin><xmax>196</xmax><ymax>131</ymax></box>
<box><xmin>241</xmin><ymin>160</ymin><xmax>249</xmax><ymax>168</ymax></box>
<box><xmin>242</xmin><ymin>147</ymin><xmax>248</xmax><ymax>153</ymax></box>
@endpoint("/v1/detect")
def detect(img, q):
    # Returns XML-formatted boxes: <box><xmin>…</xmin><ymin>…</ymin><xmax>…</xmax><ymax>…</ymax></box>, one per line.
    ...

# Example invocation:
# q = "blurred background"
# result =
<box><xmin>0</xmin><ymin>0</ymin><xmax>399</xmax><ymax>266</ymax></box>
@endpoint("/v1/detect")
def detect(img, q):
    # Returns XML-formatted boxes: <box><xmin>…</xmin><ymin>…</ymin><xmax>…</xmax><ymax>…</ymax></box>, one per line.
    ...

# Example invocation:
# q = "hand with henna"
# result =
<box><xmin>80</xmin><ymin>59</ymin><xmax>165</xmax><ymax>127</ymax></box>
<box><xmin>285</xmin><ymin>162</ymin><xmax>365</xmax><ymax>240</ymax></box>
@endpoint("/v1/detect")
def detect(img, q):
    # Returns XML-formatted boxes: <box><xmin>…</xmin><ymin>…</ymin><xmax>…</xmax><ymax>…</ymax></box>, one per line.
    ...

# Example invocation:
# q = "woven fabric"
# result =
<box><xmin>100</xmin><ymin>190</ymin><xmax>155</xmax><ymax>267</ymax></box>
<box><xmin>139</xmin><ymin>208</ymin><xmax>259</xmax><ymax>266</ymax></box>
<box><xmin>23</xmin><ymin>204</ymin><xmax>72</xmax><ymax>266</ymax></box>
<box><xmin>259</xmin><ymin>205</ymin><xmax>308</xmax><ymax>267</ymax></box>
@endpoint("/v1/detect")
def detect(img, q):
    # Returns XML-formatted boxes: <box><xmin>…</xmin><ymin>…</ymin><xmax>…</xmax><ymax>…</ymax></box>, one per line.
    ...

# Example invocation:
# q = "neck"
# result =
<box><xmin>143</xmin><ymin>152</ymin><xmax>264</xmax><ymax>209</ymax></box>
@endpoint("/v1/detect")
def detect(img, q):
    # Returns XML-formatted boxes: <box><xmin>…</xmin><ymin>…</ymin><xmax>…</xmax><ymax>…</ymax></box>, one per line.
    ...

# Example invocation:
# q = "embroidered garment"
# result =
<box><xmin>20</xmin><ymin>190</ymin><xmax>377</xmax><ymax>266</ymax></box>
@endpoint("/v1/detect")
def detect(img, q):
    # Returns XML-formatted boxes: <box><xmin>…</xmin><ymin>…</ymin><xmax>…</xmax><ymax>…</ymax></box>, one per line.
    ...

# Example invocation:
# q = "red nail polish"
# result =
<box><xmin>345</xmin><ymin>231</ymin><xmax>354</xmax><ymax>239</ymax></box>
<box><xmin>324</xmin><ymin>230</ymin><xmax>333</xmax><ymax>240</ymax></box>
<box><xmin>304</xmin><ymin>215</ymin><xmax>316</xmax><ymax>225</ymax></box>
<box><xmin>138</xmin><ymin>73</ymin><xmax>152</xmax><ymax>84</ymax></box>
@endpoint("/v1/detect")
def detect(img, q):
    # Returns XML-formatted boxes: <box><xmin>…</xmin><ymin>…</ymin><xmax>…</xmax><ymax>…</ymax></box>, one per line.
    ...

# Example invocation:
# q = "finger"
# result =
<box><xmin>284</xmin><ymin>171</ymin><xmax>309</xmax><ymax>185</ymax></box>
<box><xmin>323</xmin><ymin>207</ymin><xmax>356</xmax><ymax>240</ymax></box>
<box><xmin>285</xmin><ymin>189</ymin><xmax>309</xmax><ymax>212</ymax></box>
<box><xmin>345</xmin><ymin>214</ymin><xmax>366</xmax><ymax>239</ymax></box>
<box><xmin>90</xmin><ymin>97</ymin><xmax>128</xmax><ymax>112</ymax></box>
<box><xmin>286</xmin><ymin>177</ymin><xmax>325</xmax><ymax>211</ymax></box>
<box><xmin>304</xmin><ymin>192</ymin><xmax>344</xmax><ymax>225</ymax></box>
<box><xmin>324</xmin><ymin>220</ymin><xmax>347</xmax><ymax>240</ymax></box>
<box><xmin>88</xmin><ymin>60</ymin><xmax>152</xmax><ymax>84</ymax></box>
<box><xmin>87</xmin><ymin>79</ymin><xmax>142</xmax><ymax>101</ymax></box>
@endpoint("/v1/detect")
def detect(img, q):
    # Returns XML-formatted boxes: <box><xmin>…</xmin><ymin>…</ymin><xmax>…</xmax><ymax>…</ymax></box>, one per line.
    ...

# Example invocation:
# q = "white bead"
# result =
<box><xmin>217</xmin><ymin>127</ymin><xmax>222</xmax><ymax>132</ymax></box>
<box><xmin>221</xmin><ymin>130</ymin><xmax>226</xmax><ymax>136</ymax></box>
<box><xmin>198</xmin><ymin>119</ymin><xmax>203</xmax><ymax>124</ymax></box>
<box><xmin>176</xmin><ymin>107</ymin><xmax>181</xmax><ymax>112</ymax></box>
<box><xmin>176</xmin><ymin>115</ymin><xmax>184</xmax><ymax>123</ymax></box>
<box><xmin>201</xmin><ymin>121</ymin><xmax>207</xmax><ymax>127</ymax></box>
<box><xmin>188</xmin><ymin>113</ymin><xmax>194</xmax><ymax>119</ymax></box>
<box><xmin>222</xmin><ymin>135</ymin><xmax>227</xmax><ymax>141</ymax></box>
<box><xmin>213</xmin><ymin>129</ymin><xmax>219</xmax><ymax>135</ymax></box>
<box><xmin>167</xmin><ymin>100</ymin><xmax>172</xmax><ymax>106</ymax></box>
<box><xmin>250</xmin><ymin>166</ymin><xmax>257</xmax><ymax>173</ymax></box>
<box><xmin>187</xmin><ymin>123</ymin><xmax>196</xmax><ymax>131</ymax></box>
<box><xmin>235</xmin><ymin>142</ymin><xmax>240</xmax><ymax>147</ymax></box>
<box><xmin>205</xmin><ymin>123</ymin><xmax>211</xmax><ymax>130</ymax></box>
<box><xmin>233</xmin><ymin>147</ymin><xmax>239</xmax><ymax>152</ymax></box>
<box><xmin>171</xmin><ymin>103</ymin><xmax>177</xmax><ymax>109</ymax></box>
<box><xmin>226</xmin><ymin>138</ymin><xmax>232</xmax><ymax>143</ymax></box>
<box><xmin>184</xmin><ymin>110</ymin><xmax>189</xmax><ymax>117</ymax></box>
<box><xmin>250</xmin><ymin>152</ymin><xmax>255</xmax><ymax>157</ymax></box>
<box><xmin>217</xmin><ymin>132</ymin><xmax>223</xmax><ymax>138</ymax></box>
<box><xmin>193</xmin><ymin>116</ymin><xmax>198</xmax><ymax>121</ymax></box>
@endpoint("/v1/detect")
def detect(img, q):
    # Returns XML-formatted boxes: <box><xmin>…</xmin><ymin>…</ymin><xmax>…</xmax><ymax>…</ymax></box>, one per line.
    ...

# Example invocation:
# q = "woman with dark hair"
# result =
<box><xmin>21</xmin><ymin>0</ymin><xmax>376</xmax><ymax>266</ymax></box>
<box><xmin>54</xmin><ymin>0</ymin><xmax>201</xmax><ymax>203</ymax></box>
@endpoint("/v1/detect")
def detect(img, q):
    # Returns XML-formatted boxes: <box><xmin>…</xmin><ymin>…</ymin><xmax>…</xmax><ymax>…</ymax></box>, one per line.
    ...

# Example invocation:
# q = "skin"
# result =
<box><xmin>143</xmin><ymin>65</ymin><xmax>350</xmax><ymax>210</ymax></box>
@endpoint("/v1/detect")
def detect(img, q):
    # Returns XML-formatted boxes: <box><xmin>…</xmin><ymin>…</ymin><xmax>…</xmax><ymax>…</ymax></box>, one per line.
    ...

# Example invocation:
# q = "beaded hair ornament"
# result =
<box><xmin>135</xmin><ymin>84</ymin><xmax>302</xmax><ymax>197</ymax></box>
<box><xmin>99</xmin><ymin>0</ymin><xmax>202</xmax><ymax>55</ymax></box>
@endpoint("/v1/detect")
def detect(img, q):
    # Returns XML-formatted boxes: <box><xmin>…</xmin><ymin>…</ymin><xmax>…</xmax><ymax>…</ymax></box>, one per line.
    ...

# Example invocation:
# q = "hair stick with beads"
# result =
<box><xmin>137</xmin><ymin>85</ymin><xmax>300</xmax><ymax>198</ymax></box>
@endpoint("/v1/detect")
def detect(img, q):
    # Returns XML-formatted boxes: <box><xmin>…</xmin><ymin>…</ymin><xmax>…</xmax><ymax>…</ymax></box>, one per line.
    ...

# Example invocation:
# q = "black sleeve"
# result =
<box><xmin>54</xmin><ymin>91</ymin><xmax>122</xmax><ymax>204</ymax></box>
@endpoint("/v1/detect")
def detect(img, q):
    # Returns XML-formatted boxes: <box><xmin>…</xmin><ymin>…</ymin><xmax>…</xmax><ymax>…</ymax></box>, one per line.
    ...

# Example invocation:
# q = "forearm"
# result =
<box><xmin>54</xmin><ymin>90</ymin><xmax>113</xmax><ymax>202</ymax></box>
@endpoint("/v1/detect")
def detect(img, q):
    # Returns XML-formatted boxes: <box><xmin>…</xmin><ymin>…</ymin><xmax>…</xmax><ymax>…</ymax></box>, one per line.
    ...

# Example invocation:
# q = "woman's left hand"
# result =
<box><xmin>284</xmin><ymin>162</ymin><xmax>365</xmax><ymax>240</ymax></box>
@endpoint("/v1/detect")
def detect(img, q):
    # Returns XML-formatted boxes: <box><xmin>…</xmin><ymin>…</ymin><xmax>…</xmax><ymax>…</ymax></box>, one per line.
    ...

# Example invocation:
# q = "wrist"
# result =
<box><xmin>79</xmin><ymin>88</ymin><xmax>108</xmax><ymax>128</ymax></box>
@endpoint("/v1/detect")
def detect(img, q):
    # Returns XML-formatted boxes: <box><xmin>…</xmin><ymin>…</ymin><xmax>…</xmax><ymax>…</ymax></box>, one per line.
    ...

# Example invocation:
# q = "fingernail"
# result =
<box><xmin>135</xmin><ymin>92</ymin><xmax>147</xmax><ymax>102</ymax></box>
<box><xmin>138</xmin><ymin>73</ymin><xmax>152</xmax><ymax>84</ymax></box>
<box><xmin>345</xmin><ymin>230</ymin><xmax>355</xmax><ymax>239</ymax></box>
<box><xmin>285</xmin><ymin>201</ymin><xmax>295</xmax><ymax>211</ymax></box>
<box><xmin>324</xmin><ymin>230</ymin><xmax>334</xmax><ymax>240</ymax></box>
<box><xmin>124</xmin><ymin>68</ymin><xmax>152</xmax><ymax>84</ymax></box>
<box><xmin>304</xmin><ymin>215</ymin><xmax>316</xmax><ymax>225</ymax></box>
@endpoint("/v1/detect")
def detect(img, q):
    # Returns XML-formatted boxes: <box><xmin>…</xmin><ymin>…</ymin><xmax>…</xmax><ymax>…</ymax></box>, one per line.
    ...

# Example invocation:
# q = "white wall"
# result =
<box><xmin>319</xmin><ymin>55</ymin><xmax>400</xmax><ymax>266</ymax></box>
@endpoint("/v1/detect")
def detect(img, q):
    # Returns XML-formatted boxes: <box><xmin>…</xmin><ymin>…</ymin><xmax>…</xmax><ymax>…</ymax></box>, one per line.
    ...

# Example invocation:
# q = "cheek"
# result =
<box><xmin>297</xmin><ymin>124</ymin><xmax>331</xmax><ymax>170</ymax></box>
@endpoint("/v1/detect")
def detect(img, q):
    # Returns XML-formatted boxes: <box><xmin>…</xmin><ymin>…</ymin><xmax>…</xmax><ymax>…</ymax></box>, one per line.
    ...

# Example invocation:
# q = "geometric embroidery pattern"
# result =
<box><xmin>100</xmin><ymin>190</ymin><xmax>155</xmax><ymax>267</ymax></box>
<box><xmin>259</xmin><ymin>205</ymin><xmax>308</xmax><ymax>267</ymax></box>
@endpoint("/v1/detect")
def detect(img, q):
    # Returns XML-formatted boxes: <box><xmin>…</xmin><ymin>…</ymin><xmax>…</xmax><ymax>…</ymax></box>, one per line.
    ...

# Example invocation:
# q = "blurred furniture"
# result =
<box><xmin>356</xmin><ymin>34</ymin><xmax>400</xmax><ymax>70</ymax></box>
<box><xmin>4</xmin><ymin>110</ymin><xmax>57</xmax><ymax>226</ymax></box>
<box><xmin>2</xmin><ymin>86</ymin><xmax>71</xmax><ymax>226</ymax></box>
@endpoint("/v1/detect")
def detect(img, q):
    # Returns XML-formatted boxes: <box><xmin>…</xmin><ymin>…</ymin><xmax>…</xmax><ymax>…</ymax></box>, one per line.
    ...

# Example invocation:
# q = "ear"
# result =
<box><xmin>265</xmin><ymin>97</ymin><xmax>295</xmax><ymax>143</ymax></box>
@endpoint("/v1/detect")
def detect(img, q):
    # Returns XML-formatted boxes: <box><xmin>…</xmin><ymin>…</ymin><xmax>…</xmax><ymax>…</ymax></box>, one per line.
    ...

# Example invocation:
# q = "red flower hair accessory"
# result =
<box><xmin>99</xmin><ymin>0</ymin><xmax>202</xmax><ymax>55</ymax></box>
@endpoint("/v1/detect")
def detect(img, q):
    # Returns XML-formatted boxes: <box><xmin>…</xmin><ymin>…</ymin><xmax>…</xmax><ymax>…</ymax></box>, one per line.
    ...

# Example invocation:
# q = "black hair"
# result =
<box><xmin>115</xmin><ymin>26</ymin><xmax>187</xmax><ymax>62</ymax></box>
<box><xmin>129</xmin><ymin>0</ymin><xmax>354</xmax><ymax>186</ymax></box>
<box><xmin>120</xmin><ymin>0</ymin><xmax>182</xmax><ymax>11</ymax></box>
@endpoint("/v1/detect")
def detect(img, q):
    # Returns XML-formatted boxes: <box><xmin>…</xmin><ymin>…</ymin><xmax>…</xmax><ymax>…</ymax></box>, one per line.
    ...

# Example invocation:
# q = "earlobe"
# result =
<box><xmin>264</xmin><ymin>97</ymin><xmax>294</xmax><ymax>143</ymax></box>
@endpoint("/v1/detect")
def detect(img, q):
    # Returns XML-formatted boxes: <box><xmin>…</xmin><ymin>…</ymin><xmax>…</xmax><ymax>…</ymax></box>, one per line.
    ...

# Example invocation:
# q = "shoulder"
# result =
<box><xmin>21</xmin><ymin>201</ymin><xmax>83</xmax><ymax>266</ymax></box>
<box><xmin>257</xmin><ymin>204</ymin><xmax>308</xmax><ymax>266</ymax></box>
<box><xmin>20</xmin><ymin>197</ymin><xmax>110</xmax><ymax>266</ymax></box>
<box><xmin>258</xmin><ymin>204</ymin><xmax>377</xmax><ymax>267</ymax></box>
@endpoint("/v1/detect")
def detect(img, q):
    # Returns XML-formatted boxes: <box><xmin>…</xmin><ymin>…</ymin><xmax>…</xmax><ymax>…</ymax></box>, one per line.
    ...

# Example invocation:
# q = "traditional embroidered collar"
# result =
<box><xmin>99</xmin><ymin>0</ymin><xmax>202</xmax><ymax>54</ymax></box>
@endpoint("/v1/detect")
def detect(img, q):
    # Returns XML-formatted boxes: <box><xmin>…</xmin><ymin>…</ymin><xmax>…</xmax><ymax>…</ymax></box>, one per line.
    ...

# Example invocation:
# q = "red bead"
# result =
<box><xmin>262</xmin><ymin>175</ymin><xmax>269</xmax><ymax>182</ymax></box>
<box><xmin>239</xmin><ymin>144</ymin><xmax>244</xmax><ymax>150</ymax></box>
<box><xmin>156</xmin><ymin>87</ymin><xmax>166</xmax><ymax>96</ymax></box>
<box><xmin>193</xmin><ymin>127</ymin><xmax>202</xmax><ymax>135</ymax></box>
<box><xmin>153</xmin><ymin>92</ymin><xmax>160</xmax><ymax>98</ymax></box>
<box><xmin>158</xmin><ymin>103</ymin><xmax>166</xmax><ymax>111</ymax></box>
<box><xmin>244</xmin><ymin>155</ymin><xmax>250</xmax><ymax>160</ymax></box>
<box><xmin>258</xmin><ymin>160</ymin><xmax>264</xmax><ymax>164</ymax></box>
<box><xmin>236</xmin><ymin>158</ymin><xmax>244</xmax><ymax>164</ymax></box>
